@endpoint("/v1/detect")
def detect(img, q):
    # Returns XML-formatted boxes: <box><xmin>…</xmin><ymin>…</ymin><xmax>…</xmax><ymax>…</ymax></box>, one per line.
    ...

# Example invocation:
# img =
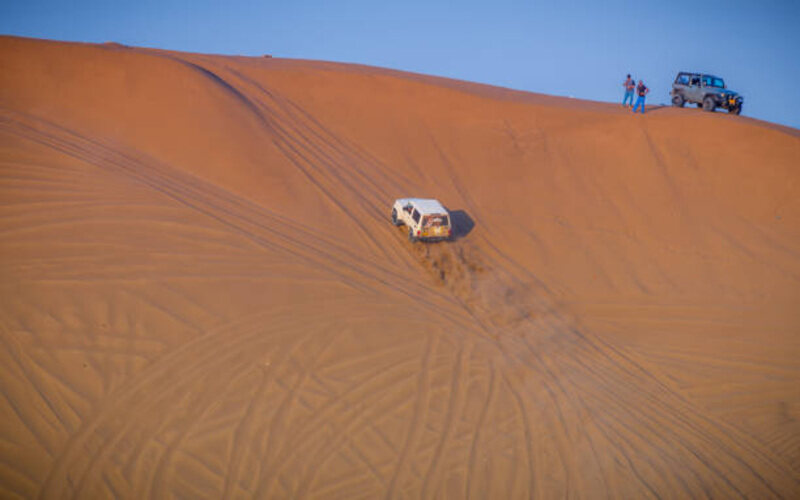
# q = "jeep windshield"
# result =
<box><xmin>702</xmin><ymin>76</ymin><xmax>725</xmax><ymax>88</ymax></box>
<box><xmin>422</xmin><ymin>214</ymin><xmax>449</xmax><ymax>228</ymax></box>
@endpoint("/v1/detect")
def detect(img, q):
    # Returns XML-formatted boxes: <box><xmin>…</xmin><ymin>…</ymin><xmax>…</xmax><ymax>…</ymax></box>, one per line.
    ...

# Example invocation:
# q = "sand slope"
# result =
<box><xmin>1</xmin><ymin>36</ymin><xmax>799</xmax><ymax>498</ymax></box>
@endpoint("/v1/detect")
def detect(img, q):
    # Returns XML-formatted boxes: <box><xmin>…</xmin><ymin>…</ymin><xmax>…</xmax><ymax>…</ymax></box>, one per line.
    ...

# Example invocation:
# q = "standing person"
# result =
<box><xmin>622</xmin><ymin>74</ymin><xmax>635</xmax><ymax>107</ymax></box>
<box><xmin>632</xmin><ymin>80</ymin><xmax>649</xmax><ymax>114</ymax></box>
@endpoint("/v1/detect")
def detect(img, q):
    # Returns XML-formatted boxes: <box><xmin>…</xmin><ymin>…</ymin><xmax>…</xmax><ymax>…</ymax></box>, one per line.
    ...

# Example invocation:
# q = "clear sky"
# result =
<box><xmin>2</xmin><ymin>0</ymin><xmax>800</xmax><ymax>129</ymax></box>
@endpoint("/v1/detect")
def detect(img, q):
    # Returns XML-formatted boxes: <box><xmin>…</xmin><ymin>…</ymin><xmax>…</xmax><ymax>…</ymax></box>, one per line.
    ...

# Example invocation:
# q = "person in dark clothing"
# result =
<box><xmin>632</xmin><ymin>80</ymin><xmax>649</xmax><ymax>114</ymax></box>
<box><xmin>622</xmin><ymin>74</ymin><xmax>635</xmax><ymax>107</ymax></box>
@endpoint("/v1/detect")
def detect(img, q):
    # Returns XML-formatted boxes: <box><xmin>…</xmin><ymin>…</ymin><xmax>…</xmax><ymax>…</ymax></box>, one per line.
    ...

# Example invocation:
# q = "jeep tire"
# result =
<box><xmin>408</xmin><ymin>228</ymin><xmax>418</xmax><ymax>243</ymax></box>
<box><xmin>729</xmin><ymin>104</ymin><xmax>742</xmax><ymax>115</ymax></box>
<box><xmin>391</xmin><ymin>208</ymin><xmax>401</xmax><ymax>226</ymax></box>
<box><xmin>671</xmin><ymin>94</ymin><xmax>685</xmax><ymax>107</ymax></box>
<box><xmin>702</xmin><ymin>96</ymin><xmax>716</xmax><ymax>112</ymax></box>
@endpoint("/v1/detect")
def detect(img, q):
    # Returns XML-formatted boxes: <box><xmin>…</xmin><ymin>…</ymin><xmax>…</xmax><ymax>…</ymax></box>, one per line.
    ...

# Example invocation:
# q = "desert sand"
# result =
<box><xmin>1</xmin><ymin>35</ymin><xmax>799</xmax><ymax>498</ymax></box>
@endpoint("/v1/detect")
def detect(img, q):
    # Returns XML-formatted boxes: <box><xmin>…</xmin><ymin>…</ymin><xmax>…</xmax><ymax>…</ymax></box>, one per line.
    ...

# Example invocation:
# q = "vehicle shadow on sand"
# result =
<box><xmin>449</xmin><ymin>210</ymin><xmax>475</xmax><ymax>240</ymax></box>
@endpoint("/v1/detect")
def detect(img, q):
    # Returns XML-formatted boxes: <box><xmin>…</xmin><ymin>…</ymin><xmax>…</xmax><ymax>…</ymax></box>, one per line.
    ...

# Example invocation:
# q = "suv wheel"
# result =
<box><xmin>702</xmin><ymin>96</ymin><xmax>716</xmax><ymax>112</ymax></box>
<box><xmin>729</xmin><ymin>104</ymin><xmax>742</xmax><ymax>115</ymax></box>
<box><xmin>671</xmin><ymin>94</ymin><xmax>685</xmax><ymax>107</ymax></box>
<box><xmin>408</xmin><ymin>228</ymin><xmax>418</xmax><ymax>243</ymax></box>
<box><xmin>391</xmin><ymin>208</ymin><xmax>402</xmax><ymax>226</ymax></box>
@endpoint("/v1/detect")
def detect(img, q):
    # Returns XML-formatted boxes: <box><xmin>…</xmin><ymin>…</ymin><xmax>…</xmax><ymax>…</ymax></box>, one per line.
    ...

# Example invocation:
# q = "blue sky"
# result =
<box><xmin>2</xmin><ymin>0</ymin><xmax>799</xmax><ymax>129</ymax></box>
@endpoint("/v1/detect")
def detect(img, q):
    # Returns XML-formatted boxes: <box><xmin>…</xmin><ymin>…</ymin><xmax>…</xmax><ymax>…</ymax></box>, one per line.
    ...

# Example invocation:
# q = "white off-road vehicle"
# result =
<box><xmin>391</xmin><ymin>198</ymin><xmax>452</xmax><ymax>242</ymax></box>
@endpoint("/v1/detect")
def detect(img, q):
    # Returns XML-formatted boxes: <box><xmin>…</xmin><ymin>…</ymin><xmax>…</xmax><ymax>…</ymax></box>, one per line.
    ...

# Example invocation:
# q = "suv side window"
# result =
<box><xmin>690</xmin><ymin>75</ymin><xmax>700</xmax><ymax>86</ymax></box>
<box><xmin>676</xmin><ymin>74</ymin><xmax>689</xmax><ymax>85</ymax></box>
<box><xmin>412</xmin><ymin>210</ymin><xmax>421</xmax><ymax>223</ymax></box>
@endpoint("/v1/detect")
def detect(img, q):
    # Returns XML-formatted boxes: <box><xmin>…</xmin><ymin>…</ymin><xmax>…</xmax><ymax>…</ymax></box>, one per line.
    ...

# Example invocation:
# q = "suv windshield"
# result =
<box><xmin>422</xmin><ymin>214</ymin><xmax>449</xmax><ymax>228</ymax></box>
<box><xmin>702</xmin><ymin>76</ymin><xmax>725</xmax><ymax>88</ymax></box>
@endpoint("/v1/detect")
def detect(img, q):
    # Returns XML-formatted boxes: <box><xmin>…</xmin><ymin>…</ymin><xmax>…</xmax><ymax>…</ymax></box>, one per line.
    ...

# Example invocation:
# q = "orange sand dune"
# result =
<box><xmin>1</xmin><ymin>35</ymin><xmax>799</xmax><ymax>498</ymax></box>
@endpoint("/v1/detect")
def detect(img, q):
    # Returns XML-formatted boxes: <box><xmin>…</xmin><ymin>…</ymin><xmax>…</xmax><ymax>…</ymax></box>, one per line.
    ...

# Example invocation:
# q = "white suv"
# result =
<box><xmin>391</xmin><ymin>198</ymin><xmax>452</xmax><ymax>242</ymax></box>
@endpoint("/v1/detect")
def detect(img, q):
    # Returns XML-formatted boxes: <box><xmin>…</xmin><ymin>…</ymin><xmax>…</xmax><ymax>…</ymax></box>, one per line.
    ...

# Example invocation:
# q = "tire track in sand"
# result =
<box><xmin>36</xmin><ymin>309</ymin><xmax>318</xmax><ymax>499</ymax></box>
<box><xmin>384</xmin><ymin>334</ymin><xmax>436</xmax><ymax>500</ymax></box>
<box><xmin>0</xmin><ymin>109</ymin><xmax>476</xmax><ymax>333</ymax></box>
<box><xmin>402</xmin><ymin>210</ymin><xmax>799</xmax><ymax>496</ymax></box>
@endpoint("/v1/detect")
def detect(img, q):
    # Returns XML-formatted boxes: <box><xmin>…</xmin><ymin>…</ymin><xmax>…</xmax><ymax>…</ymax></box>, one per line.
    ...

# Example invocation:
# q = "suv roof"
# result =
<box><xmin>399</xmin><ymin>198</ymin><xmax>448</xmax><ymax>215</ymax></box>
<box><xmin>677</xmin><ymin>71</ymin><xmax>723</xmax><ymax>80</ymax></box>
<box><xmin>679</xmin><ymin>71</ymin><xmax>718</xmax><ymax>76</ymax></box>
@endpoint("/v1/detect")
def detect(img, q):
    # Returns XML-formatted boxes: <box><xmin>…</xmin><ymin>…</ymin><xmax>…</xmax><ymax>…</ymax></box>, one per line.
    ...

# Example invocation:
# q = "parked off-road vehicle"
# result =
<box><xmin>670</xmin><ymin>72</ymin><xmax>743</xmax><ymax>115</ymax></box>
<box><xmin>391</xmin><ymin>198</ymin><xmax>452</xmax><ymax>242</ymax></box>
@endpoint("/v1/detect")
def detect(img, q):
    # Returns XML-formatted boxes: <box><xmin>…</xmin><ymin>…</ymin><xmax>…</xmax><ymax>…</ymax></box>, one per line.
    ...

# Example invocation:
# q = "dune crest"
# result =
<box><xmin>1</xmin><ymin>35</ymin><xmax>799</xmax><ymax>498</ymax></box>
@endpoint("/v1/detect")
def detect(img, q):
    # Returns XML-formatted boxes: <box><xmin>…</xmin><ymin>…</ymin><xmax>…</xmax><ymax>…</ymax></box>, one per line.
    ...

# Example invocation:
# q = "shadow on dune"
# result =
<box><xmin>449</xmin><ymin>209</ymin><xmax>474</xmax><ymax>239</ymax></box>
<box><xmin>628</xmin><ymin>104</ymin><xmax>666</xmax><ymax>114</ymax></box>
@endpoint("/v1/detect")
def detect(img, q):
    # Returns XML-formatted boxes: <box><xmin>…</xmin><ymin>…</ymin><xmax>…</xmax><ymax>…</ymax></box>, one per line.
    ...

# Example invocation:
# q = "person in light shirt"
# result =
<box><xmin>622</xmin><ymin>74</ymin><xmax>635</xmax><ymax>107</ymax></box>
